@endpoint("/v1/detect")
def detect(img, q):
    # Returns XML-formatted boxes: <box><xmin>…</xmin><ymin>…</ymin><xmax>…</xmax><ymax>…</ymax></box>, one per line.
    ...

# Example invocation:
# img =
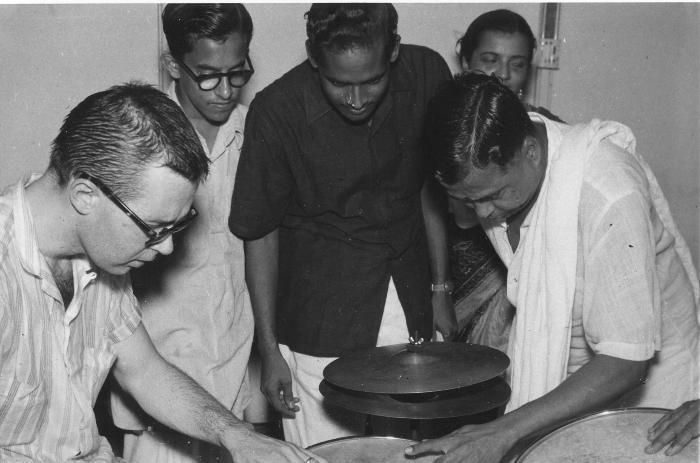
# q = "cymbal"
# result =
<box><xmin>320</xmin><ymin>377</ymin><xmax>511</xmax><ymax>419</ymax></box>
<box><xmin>323</xmin><ymin>342</ymin><xmax>510</xmax><ymax>394</ymax></box>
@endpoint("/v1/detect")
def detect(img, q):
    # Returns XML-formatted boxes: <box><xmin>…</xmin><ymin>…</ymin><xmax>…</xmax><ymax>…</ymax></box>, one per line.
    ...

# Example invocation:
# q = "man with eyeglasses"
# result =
<box><xmin>0</xmin><ymin>83</ymin><xmax>324</xmax><ymax>463</ymax></box>
<box><xmin>109</xmin><ymin>4</ymin><xmax>262</xmax><ymax>463</ymax></box>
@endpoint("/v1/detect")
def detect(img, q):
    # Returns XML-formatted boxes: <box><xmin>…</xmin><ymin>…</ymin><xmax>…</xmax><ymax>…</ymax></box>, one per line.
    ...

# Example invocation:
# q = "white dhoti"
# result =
<box><xmin>280</xmin><ymin>278</ymin><xmax>409</xmax><ymax>448</ymax></box>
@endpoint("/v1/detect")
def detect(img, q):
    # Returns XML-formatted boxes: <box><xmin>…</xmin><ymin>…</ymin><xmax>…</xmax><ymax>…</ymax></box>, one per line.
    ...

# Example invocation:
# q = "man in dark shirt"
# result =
<box><xmin>229</xmin><ymin>3</ymin><xmax>454</xmax><ymax>447</ymax></box>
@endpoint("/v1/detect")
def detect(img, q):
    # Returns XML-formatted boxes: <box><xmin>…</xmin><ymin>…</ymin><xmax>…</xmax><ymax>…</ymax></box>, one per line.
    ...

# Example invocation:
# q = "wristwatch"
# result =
<box><xmin>430</xmin><ymin>281</ymin><xmax>454</xmax><ymax>294</ymax></box>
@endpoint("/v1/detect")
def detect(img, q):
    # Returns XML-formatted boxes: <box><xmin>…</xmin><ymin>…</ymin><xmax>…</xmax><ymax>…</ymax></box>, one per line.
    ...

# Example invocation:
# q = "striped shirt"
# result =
<box><xmin>0</xmin><ymin>176</ymin><xmax>141</xmax><ymax>462</ymax></box>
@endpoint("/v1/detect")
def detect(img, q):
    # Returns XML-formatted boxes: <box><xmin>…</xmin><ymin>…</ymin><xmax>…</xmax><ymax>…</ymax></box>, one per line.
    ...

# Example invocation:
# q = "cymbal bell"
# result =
<box><xmin>323</xmin><ymin>342</ymin><xmax>510</xmax><ymax>394</ymax></box>
<box><xmin>320</xmin><ymin>377</ymin><xmax>511</xmax><ymax>419</ymax></box>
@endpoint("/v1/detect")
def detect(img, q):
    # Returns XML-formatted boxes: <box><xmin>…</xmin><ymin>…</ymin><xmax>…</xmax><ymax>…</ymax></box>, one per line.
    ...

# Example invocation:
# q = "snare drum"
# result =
<box><xmin>307</xmin><ymin>436</ymin><xmax>439</xmax><ymax>463</ymax></box>
<box><xmin>517</xmin><ymin>408</ymin><xmax>699</xmax><ymax>462</ymax></box>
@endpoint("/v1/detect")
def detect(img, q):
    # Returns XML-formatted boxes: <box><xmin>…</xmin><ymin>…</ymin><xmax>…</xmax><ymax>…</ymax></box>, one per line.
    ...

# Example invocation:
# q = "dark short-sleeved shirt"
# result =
<box><xmin>229</xmin><ymin>45</ymin><xmax>452</xmax><ymax>356</ymax></box>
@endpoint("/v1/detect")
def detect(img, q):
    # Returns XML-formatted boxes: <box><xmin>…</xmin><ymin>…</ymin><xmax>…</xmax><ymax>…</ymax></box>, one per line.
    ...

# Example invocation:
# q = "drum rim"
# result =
<box><xmin>306</xmin><ymin>435</ymin><xmax>417</xmax><ymax>451</ymax></box>
<box><xmin>515</xmin><ymin>407</ymin><xmax>672</xmax><ymax>462</ymax></box>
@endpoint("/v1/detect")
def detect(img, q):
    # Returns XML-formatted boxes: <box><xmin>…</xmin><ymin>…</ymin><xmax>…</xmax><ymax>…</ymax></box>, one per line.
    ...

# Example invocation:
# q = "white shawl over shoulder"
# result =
<box><xmin>503</xmin><ymin>116</ymin><xmax>699</xmax><ymax>412</ymax></box>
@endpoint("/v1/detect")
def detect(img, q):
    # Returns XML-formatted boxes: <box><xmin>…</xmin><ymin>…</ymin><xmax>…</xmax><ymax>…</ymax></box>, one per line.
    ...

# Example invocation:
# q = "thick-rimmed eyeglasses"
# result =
<box><xmin>176</xmin><ymin>55</ymin><xmax>254</xmax><ymax>91</ymax></box>
<box><xmin>78</xmin><ymin>173</ymin><xmax>197</xmax><ymax>247</ymax></box>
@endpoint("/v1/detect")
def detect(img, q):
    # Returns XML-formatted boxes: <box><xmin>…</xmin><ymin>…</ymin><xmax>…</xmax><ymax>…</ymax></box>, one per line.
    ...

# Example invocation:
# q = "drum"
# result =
<box><xmin>516</xmin><ymin>408</ymin><xmax>699</xmax><ymax>462</ymax></box>
<box><xmin>307</xmin><ymin>436</ymin><xmax>440</xmax><ymax>463</ymax></box>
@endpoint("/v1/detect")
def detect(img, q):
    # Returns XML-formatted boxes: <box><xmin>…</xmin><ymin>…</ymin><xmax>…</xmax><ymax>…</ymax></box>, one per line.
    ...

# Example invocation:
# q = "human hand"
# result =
<box><xmin>405</xmin><ymin>420</ymin><xmax>517</xmax><ymax>463</ymax></box>
<box><xmin>646</xmin><ymin>399</ymin><xmax>699</xmax><ymax>456</ymax></box>
<box><xmin>260</xmin><ymin>348</ymin><xmax>299</xmax><ymax>418</ymax></box>
<box><xmin>432</xmin><ymin>291</ymin><xmax>458</xmax><ymax>341</ymax></box>
<box><xmin>222</xmin><ymin>426</ymin><xmax>328</xmax><ymax>463</ymax></box>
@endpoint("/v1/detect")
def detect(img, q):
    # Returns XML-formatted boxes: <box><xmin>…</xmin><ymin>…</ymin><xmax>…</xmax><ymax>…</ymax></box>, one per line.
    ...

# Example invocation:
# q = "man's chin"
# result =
<box><xmin>110</xmin><ymin>265</ymin><xmax>134</xmax><ymax>275</ymax></box>
<box><xmin>100</xmin><ymin>262</ymin><xmax>142</xmax><ymax>276</ymax></box>
<box><xmin>480</xmin><ymin>215</ymin><xmax>505</xmax><ymax>225</ymax></box>
<box><xmin>338</xmin><ymin>109</ymin><xmax>373</xmax><ymax>124</ymax></box>
<box><xmin>202</xmin><ymin>105</ymin><xmax>235</xmax><ymax>125</ymax></box>
<box><xmin>204</xmin><ymin>114</ymin><xmax>232</xmax><ymax>126</ymax></box>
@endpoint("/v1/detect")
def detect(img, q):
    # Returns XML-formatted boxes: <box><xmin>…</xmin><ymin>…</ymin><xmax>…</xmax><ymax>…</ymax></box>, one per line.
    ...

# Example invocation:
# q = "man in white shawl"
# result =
<box><xmin>407</xmin><ymin>72</ymin><xmax>699</xmax><ymax>463</ymax></box>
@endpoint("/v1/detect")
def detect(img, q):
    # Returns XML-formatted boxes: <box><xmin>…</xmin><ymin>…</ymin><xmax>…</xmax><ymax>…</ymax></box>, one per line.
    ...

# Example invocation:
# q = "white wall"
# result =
<box><xmin>0</xmin><ymin>4</ymin><xmax>160</xmax><ymax>185</ymax></box>
<box><xmin>0</xmin><ymin>3</ymin><xmax>697</xmax><ymax>266</ymax></box>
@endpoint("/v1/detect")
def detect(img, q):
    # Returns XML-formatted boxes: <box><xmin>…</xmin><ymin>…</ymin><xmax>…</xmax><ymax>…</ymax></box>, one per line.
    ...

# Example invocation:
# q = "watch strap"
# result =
<box><xmin>430</xmin><ymin>281</ymin><xmax>454</xmax><ymax>293</ymax></box>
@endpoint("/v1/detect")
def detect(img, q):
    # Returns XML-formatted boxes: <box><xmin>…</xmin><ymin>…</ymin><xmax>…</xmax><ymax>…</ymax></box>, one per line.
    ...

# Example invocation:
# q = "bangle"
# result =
<box><xmin>430</xmin><ymin>281</ymin><xmax>454</xmax><ymax>293</ymax></box>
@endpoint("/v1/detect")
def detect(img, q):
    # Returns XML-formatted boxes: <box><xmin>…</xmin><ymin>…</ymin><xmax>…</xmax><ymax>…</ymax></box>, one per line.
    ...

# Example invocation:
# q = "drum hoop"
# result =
<box><xmin>306</xmin><ymin>435</ymin><xmax>417</xmax><ymax>451</ymax></box>
<box><xmin>515</xmin><ymin>407</ymin><xmax>672</xmax><ymax>462</ymax></box>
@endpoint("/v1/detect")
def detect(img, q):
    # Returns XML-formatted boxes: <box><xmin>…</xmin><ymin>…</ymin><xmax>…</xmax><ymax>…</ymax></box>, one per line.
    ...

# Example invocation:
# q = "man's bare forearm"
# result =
<box><xmin>112</xmin><ymin>325</ymin><xmax>248</xmax><ymax>446</ymax></box>
<box><xmin>113</xmin><ymin>325</ymin><xmax>321</xmax><ymax>463</ymax></box>
<box><xmin>244</xmin><ymin>229</ymin><xmax>280</xmax><ymax>356</ymax></box>
<box><xmin>421</xmin><ymin>179</ymin><xmax>449</xmax><ymax>283</ymax></box>
<box><xmin>502</xmin><ymin>354</ymin><xmax>649</xmax><ymax>444</ymax></box>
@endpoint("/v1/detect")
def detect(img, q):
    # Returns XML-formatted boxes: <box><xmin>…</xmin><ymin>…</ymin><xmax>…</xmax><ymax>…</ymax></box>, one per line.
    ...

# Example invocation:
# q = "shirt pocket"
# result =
<box><xmin>0</xmin><ymin>377</ymin><xmax>47</xmax><ymax>445</ymax></box>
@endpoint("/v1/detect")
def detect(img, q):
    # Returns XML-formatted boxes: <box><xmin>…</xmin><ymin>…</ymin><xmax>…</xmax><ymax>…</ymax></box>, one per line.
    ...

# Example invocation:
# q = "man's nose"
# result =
<box><xmin>349</xmin><ymin>85</ymin><xmax>366</xmax><ymax>107</ymax></box>
<box><xmin>474</xmin><ymin>201</ymin><xmax>495</xmax><ymax>219</ymax></box>
<box><xmin>215</xmin><ymin>77</ymin><xmax>232</xmax><ymax>99</ymax></box>
<box><xmin>150</xmin><ymin>234</ymin><xmax>174</xmax><ymax>256</ymax></box>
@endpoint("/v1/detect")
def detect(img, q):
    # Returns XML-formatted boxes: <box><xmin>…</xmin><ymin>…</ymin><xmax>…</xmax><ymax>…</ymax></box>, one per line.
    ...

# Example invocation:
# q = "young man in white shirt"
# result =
<box><xmin>110</xmin><ymin>5</ymin><xmax>264</xmax><ymax>462</ymax></box>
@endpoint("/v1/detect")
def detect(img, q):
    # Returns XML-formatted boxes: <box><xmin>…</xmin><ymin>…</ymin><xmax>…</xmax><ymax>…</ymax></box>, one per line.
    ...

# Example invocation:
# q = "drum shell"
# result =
<box><xmin>516</xmin><ymin>407</ymin><xmax>699</xmax><ymax>462</ymax></box>
<box><xmin>307</xmin><ymin>436</ymin><xmax>439</xmax><ymax>463</ymax></box>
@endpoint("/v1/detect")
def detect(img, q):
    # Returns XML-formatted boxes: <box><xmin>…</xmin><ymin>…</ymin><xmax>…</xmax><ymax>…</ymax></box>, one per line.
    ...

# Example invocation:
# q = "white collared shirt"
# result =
<box><xmin>484</xmin><ymin>116</ymin><xmax>698</xmax><ymax>407</ymax></box>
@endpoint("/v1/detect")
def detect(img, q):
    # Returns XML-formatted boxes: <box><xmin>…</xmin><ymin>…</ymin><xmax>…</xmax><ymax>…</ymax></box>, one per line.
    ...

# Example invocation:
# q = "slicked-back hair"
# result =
<box><xmin>457</xmin><ymin>9</ymin><xmax>536</xmax><ymax>64</ymax></box>
<box><xmin>162</xmin><ymin>3</ymin><xmax>253</xmax><ymax>60</ymax></box>
<box><xmin>425</xmin><ymin>72</ymin><xmax>534</xmax><ymax>186</ymax></box>
<box><xmin>306</xmin><ymin>3</ymin><xmax>399</xmax><ymax>63</ymax></box>
<box><xmin>49</xmin><ymin>82</ymin><xmax>209</xmax><ymax>200</ymax></box>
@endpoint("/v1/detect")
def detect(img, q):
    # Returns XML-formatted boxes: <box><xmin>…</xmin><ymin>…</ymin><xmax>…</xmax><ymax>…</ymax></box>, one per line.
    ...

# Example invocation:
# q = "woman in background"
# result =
<box><xmin>458</xmin><ymin>9</ymin><xmax>562</xmax><ymax>119</ymax></box>
<box><xmin>448</xmin><ymin>9</ymin><xmax>561</xmax><ymax>350</ymax></box>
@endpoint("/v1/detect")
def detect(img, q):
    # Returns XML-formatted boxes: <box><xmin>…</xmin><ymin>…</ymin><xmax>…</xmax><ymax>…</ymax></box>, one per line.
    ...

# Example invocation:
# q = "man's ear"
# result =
<box><xmin>389</xmin><ymin>35</ymin><xmax>401</xmax><ymax>63</ymax></box>
<box><xmin>69</xmin><ymin>177</ymin><xmax>100</xmax><ymax>216</ymax></box>
<box><xmin>162</xmin><ymin>52</ymin><xmax>181</xmax><ymax>81</ymax></box>
<box><xmin>305</xmin><ymin>40</ymin><xmax>319</xmax><ymax>69</ymax></box>
<box><xmin>522</xmin><ymin>135</ymin><xmax>543</xmax><ymax>165</ymax></box>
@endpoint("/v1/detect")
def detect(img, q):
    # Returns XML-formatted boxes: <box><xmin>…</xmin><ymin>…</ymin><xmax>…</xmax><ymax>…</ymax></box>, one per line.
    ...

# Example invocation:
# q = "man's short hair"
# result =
<box><xmin>305</xmin><ymin>3</ymin><xmax>399</xmax><ymax>63</ymax></box>
<box><xmin>49</xmin><ymin>82</ymin><xmax>209</xmax><ymax>200</ymax></box>
<box><xmin>162</xmin><ymin>3</ymin><xmax>253</xmax><ymax>60</ymax></box>
<box><xmin>425</xmin><ymin>72</ymin><xmax>534</xmax><ymax>186</ymax></box>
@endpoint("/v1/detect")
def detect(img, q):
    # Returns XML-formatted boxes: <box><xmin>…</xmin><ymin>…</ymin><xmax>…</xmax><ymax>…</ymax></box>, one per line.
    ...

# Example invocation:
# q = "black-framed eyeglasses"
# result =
<box><xmin>176</xmin><ymin>55</ymin><xmax>254</xmax><ymax>91</ymax></box>
<box><xmin>78</xmin><ymin>173</ymin><xmax>197</xmax><ymax>247</ymax></box>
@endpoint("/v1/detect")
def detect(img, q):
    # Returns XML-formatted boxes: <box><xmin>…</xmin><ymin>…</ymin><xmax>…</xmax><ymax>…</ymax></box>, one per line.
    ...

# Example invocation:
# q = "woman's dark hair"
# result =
<box><xmin>457</xmin><ymin>9</ymin><xmax>536</xmax><ymax>64</ymax></box>
<box><xmin>305</xmin><ymin>3</ymin><xmax>399</xmax><ymax>63</ymax></box>
<box><xmin>162</xmin><ymin>3</ymin><xmax>253</xmax><ymax>60</ymax></box>
<box><xmin>425</xmin><ymin>72</ymin><xmax>535</xmax><ymax>186</ymax></box>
